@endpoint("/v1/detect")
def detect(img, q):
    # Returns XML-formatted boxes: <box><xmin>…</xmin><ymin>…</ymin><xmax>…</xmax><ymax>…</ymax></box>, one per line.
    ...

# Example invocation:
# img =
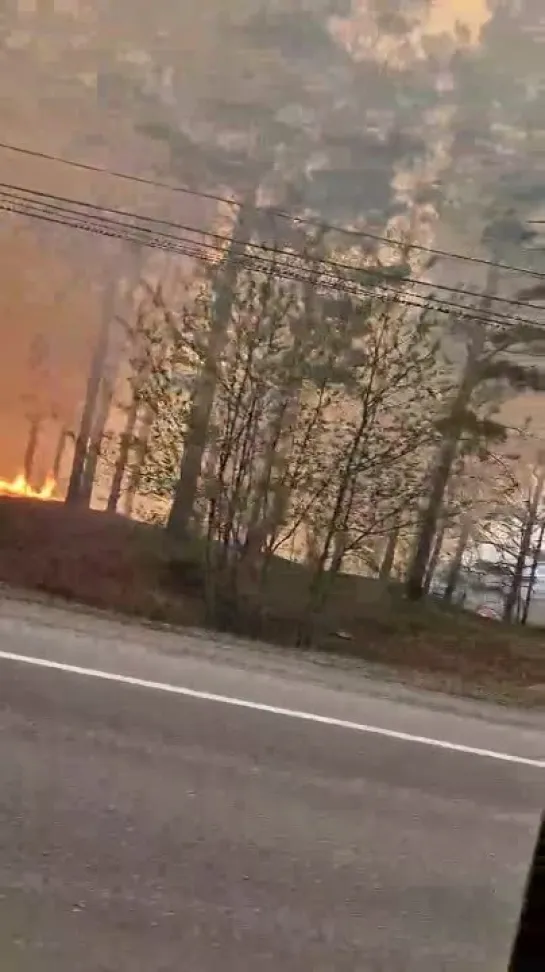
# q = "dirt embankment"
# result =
<box><xmin>0</xmin><ymin>495</ymin><xmax>544</xmax><ymax>708</ymax></box>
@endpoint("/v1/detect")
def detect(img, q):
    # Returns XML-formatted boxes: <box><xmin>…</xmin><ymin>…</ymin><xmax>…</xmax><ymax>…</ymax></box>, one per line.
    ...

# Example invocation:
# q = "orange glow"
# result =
<box><xmin>0</xmin><ymin>473</ymin><xmax>59</xmax><ymax>501</ymax></box>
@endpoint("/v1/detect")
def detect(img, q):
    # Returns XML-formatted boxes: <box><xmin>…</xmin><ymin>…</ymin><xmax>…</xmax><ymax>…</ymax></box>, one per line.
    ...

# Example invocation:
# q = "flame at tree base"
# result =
<box><xmin>0</xmin><ymin>473</ymin><xmax>59</xmax><ymax>501</ymax></box>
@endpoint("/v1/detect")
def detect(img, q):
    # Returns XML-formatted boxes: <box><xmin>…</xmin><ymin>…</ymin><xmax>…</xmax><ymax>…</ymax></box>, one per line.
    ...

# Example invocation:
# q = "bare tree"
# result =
<box><xmin>504</xmin><ymin>462</ymin><xmax>545</xmax><ymax>622</ymax></box>
<box><xmin>134</xmin><ymin>264</ymin><xmax>447</xmax><ymax>642</ymax></box>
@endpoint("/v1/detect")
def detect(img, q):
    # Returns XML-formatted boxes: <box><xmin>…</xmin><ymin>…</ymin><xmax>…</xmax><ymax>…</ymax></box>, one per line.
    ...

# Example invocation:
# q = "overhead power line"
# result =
<box><xmin>0</xmin><ymin>138</ymin><xmax>544</xmax><ymax>281</ymax></box>
<box><xmin>0</xmin><ymin>181</ymin><xmax>543</xmax><ymax>317</ymax></box>
<box><xmin>2</xmin><ymin>188</ymin><xmax>544</xmax><ymax>335</ymax></box>
<box><xmin>1</xmin><ymin>181</ymin><xmax>544</xmax><ymax>332</ymax></box>
<box><xmin>0</xmin><ymin>187</ymin><xmax>542</xmax><ymax>331</ymax></box>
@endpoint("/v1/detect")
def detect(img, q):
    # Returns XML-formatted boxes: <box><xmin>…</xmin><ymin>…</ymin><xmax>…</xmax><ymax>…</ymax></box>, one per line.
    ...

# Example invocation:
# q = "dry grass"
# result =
<box><xmin>0</xmin><ymin>495</ymin><xmax>544</xmax><ymax>707</ymax></box>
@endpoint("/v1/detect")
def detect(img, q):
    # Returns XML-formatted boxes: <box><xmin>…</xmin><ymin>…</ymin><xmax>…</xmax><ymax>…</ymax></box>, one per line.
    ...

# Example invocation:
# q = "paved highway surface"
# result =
<box><xmin>0</xmin><ymin>598</ymin><xmax>543</xmax><ymax>970</ymax></box>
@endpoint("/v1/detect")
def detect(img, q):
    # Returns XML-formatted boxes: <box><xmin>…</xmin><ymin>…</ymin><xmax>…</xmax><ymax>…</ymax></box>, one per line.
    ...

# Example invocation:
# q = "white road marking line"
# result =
<box><xmin>0</xmin><ymin>648</ymin><xmax>543</xmax><ymax>768</ymax></box>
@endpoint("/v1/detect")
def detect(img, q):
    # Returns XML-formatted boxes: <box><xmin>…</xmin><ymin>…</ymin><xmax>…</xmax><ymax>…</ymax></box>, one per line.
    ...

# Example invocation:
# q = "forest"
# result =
<box><xmin>0</xmin><ymin>0</ymin><xmax>544</xmax><ymax>701</ymax></box>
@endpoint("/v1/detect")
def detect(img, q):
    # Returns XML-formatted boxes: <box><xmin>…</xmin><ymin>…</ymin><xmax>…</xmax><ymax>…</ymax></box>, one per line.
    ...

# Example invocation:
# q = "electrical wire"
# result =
<box><xmin>0</xmin><ymin>180</ymin><xmax>543</xmax><ymax>316</ymax></box>
<box><xmin>2</xmin><ymin>190</ymin><xmax>544</xmax><ymax>334</ymax></box>
<box><xmin>1</xmin><ymin>181</ymin><xmax>545</xmax><ymax>333</ymax></box>
<box><xmin>0</xmin><ymin>138</ymin><xmax>544</xmax><ymax>281</ymax></box>
<box><xmin>0</xmin><ymin>192</ymin><xmax>537</xmax><ymax>330</ymax></box>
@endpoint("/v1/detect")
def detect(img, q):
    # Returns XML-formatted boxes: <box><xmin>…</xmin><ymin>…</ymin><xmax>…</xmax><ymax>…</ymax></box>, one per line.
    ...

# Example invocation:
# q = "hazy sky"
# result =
<box><xmin>425</xmin><ymin>0</ymin><xmax>490</xmax><ymax>40</ymax></box>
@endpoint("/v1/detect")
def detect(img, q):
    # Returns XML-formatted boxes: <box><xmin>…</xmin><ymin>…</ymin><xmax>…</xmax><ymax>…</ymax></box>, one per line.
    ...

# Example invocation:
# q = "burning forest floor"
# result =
<box><xmin>0</xmin><ymin>494</ymin><xmax>543</xmax><ymax>709</ymax></box>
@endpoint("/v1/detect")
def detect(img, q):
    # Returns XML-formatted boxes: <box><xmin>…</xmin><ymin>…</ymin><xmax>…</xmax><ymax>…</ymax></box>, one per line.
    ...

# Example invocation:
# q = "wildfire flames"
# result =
<box><xmin>0</xmin><ymin>473</ymin><xmax>59</xmax><ymax>500</ymax></box>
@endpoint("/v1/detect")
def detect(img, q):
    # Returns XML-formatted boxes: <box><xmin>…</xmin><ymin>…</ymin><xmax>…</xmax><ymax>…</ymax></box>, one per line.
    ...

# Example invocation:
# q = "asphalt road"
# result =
<box><xmin>0</xmin><ymin>600</ymin><xmax>543</xmax><ymax>970</ymax></box>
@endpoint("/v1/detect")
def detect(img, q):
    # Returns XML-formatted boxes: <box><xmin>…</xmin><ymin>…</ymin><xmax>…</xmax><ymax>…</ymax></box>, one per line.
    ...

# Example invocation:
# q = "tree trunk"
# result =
<box><xmin>245</xmin><ymin>263</ymin><xmax>322</xmax><ymax>565</ymax></box>
<box><xmin>379</xmin><ymin>522</ymin><xmax>400</xmax><ymax>581</ymax></box>
<box><xmin>405</xmin><ymin>266</ymin><xmax>499</xmax><ymax>601</ymax></box>
<box><xmin>65</xmin><ymin>280</ymin><xmax>116</xmax><ymax>506</ymax></box>
<box><xmin>521</xmin><ymin>519</ymin><xmax>545</xmax><ymax>625</ymax></box>
<box><xmin>23</xmin><ymin>415</ymin><xmax>41</xmax><ymax>485</ymax></box>
<box><xmin>405</xmin><ymin>334</ymin><xmax>488</xmax><ymax>600</ymax></box>
<box><xmin>107</xmin><ymin>396</ymin><xmax>140</xmax><ymax>513</ymax></box>
<box><xmin>52</xmin><ymin>427</ymin><xmax>73</xmax><ymax>481</ymax></box>
<box><xmin>123</xmin><ymin>407</ymin><xmax>153</xmax><ymax>517</ymax></box>
<box><xmin>423</xmin><ymin>519</ymin><xmax>447</xmax><ymax>594</ymax></box>
<box><xmin>78</xmin><ymin>260</ymin><xmax>142</xmax><ymax>507</ymax></box>
<box><xmin>166</xmin><ymin>197</ymin><xmax>254</xmax><ymax>539</ymax></box>
<box><xmin>443</xmin><ymin>513</ymin><xmax>472</xmax><ymax>603</ymax></box>
<box><xmin>78</xmin><ymin>365</ymin><xmax>116</xmax><ymax>506</ymax></box>
<box><xmin>504</xmin><ymin>467</ymin><xmax>545</xmax><ymax>622</ymax></box>
<box><xmin>304</xmin><ymin>523</ymin><xmax>322</xmax><ymax>570</ymax></box>
<box><xmin>244</xmin><ymin>400</ymin><xmax>289</xmax><ymax>564</ymax></box>
<box><xmin>405</xmin><ymin>437</ymin><xmax>463</xmax><ymax>600</ymax></box>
